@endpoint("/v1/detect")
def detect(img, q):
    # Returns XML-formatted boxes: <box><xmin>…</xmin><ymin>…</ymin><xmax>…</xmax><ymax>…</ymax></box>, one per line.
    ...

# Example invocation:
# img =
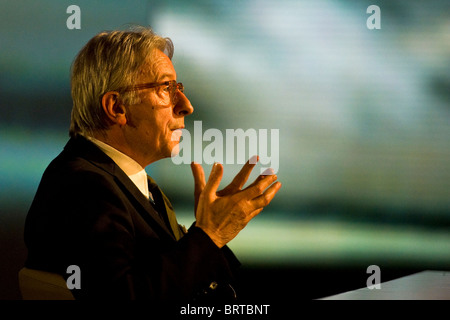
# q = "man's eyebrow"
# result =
<box><xmin>156</xmin><ymin>73</ymin><xmax>176</xmax><ymax>82</ymax></box>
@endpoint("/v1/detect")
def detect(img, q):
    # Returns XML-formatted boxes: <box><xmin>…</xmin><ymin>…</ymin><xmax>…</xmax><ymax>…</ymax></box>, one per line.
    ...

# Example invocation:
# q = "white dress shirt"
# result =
<box><xmin>85</xmin><ymin>136</ymin><xmax>154</xmax><ymax>201</ymax></box>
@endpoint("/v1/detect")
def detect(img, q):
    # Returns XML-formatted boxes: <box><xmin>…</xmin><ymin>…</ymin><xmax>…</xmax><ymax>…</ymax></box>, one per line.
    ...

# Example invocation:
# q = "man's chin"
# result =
<box><xmin>170</xmin><ymin>143</ymin><xmax>180</xmax><ymax>158</ymax></box>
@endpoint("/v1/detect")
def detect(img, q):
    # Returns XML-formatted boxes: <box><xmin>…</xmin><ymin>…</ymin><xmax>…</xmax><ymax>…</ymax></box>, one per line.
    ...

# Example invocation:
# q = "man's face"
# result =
<box><xmin>123</xmin><ymin>49</ymin><xmax>193</xmax><ymax>166</ymax></box>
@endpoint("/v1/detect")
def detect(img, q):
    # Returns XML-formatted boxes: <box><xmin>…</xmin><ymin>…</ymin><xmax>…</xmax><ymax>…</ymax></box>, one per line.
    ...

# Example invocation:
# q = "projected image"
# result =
<box><xmin>147</xmin><ymin>0</ymin><xmax>450</xmax><ymax>267</ymax></box>
<box><xmin>149</xmin><ymin>0</ymin><xmax>449</xmax><ymax>213</ymax></box>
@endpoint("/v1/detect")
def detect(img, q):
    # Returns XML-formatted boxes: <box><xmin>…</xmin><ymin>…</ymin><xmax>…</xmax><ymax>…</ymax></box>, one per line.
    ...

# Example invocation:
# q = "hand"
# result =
<box><xmin>190</xmin><ymin>157</ymin><xmax>282</xmax><ymax>248</ymax></box>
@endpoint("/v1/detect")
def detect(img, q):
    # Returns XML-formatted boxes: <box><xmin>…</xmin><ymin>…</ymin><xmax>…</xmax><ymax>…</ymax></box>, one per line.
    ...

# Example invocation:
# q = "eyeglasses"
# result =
<box><xmin>119</xmin><ymin>80</ymin><xmax>184</xmax><ymax>96</ymax></box>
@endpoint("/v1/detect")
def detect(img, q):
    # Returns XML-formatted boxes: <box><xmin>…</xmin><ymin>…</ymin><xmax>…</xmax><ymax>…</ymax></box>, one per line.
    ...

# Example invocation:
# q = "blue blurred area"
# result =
<box><xmin>0</xmin><ymin>0</ymin><xmax>449</xmax><ymax>299</ymax></box>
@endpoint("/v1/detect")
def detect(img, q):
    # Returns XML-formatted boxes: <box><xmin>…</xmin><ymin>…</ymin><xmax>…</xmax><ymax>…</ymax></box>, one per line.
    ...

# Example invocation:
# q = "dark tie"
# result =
<box><xmin>149</xmin><ymin>193</ymin><xmax>169</xmax><ymax>226</ymax></box>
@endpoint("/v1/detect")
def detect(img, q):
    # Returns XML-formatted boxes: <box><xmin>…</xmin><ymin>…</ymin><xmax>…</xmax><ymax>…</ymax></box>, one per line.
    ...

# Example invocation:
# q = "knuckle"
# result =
<box><xmin>263</xmin><ymin>193</ymin><xmax>272</xmax><ymax>205</ymax></box>
<box><xmin>254</xmin><ymin>184</ymin><xmax>264</xmax><ymax>194</ymax></box>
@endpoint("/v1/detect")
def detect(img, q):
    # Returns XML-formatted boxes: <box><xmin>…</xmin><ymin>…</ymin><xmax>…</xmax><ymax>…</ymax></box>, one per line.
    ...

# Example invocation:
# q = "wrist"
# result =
<box><xmin>193</xmin><ymin>222</ymin><xmax>226</xmax><ymax>248</ymax></box>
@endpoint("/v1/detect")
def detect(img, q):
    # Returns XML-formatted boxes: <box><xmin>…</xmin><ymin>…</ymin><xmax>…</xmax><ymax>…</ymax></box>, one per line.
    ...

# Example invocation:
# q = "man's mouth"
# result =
<box><xmin>171</xmin><ymin>128</ymin><xmax>183</xmax><ymax>141</ymax></box>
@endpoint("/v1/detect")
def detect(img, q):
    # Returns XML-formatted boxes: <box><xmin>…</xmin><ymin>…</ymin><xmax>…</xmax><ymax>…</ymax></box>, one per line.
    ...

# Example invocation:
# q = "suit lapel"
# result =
<box><xmin>112</xmin><ymin>172</ymin><xmax>177</xmax><ymax>240</ymax></box>
<box><xmin>64</xmin><ymin>136</ymin><xmax>177</xmax><ymax>240</ymax></box>
<box><xmin>148</xmin><ymin>177</ymin><xmax>184</xmax><ymax>241</ymax></box>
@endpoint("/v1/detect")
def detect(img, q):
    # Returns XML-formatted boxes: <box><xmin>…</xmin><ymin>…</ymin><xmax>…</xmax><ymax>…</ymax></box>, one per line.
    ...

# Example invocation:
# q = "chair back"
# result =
<box><xmin>18</xmin><ymin>267</ymin><xmax>75</xmax><ymax>300</ymax></box>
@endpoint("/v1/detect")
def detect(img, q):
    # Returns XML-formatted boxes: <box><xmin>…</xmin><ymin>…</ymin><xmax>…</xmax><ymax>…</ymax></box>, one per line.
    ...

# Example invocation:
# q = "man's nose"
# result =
<box><xmin>174</xmin><ymin>91</ymin><xmax>194</xmax><ymax>116</ymax></box>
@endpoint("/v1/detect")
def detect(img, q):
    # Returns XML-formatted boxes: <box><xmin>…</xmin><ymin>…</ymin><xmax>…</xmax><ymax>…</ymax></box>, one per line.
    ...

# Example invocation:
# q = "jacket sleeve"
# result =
<box><xmin>25</xmin><ymin>166</ymin><xmax>240</xmax><ymax>301</ymax></box>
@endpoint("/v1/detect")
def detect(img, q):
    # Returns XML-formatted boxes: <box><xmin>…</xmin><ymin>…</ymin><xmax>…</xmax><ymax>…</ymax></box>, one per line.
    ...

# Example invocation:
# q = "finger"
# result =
<box><xmin>244</xmin><ymin>168</ymin><xmax>275</xmax><ymax>191</ymax></box>
<box><xmin>191</xmin><ymin>162</ymin><xmax>206</xmax><ymax>192</ymax></box>
<box><xmin>247</xmin><ymin>208</ymin><xmax>264</xmax><ymax>221</ymax></box>
<box><xmin>219</xmin><ymin>156</ymin><xmax>259</xmax><ymax>195</ymax></box>
<box><xmin>232</xmin><ymin>155</ymin><xmax>259</xmax><ymax>189</ymax></box>
<box><xmin>203</xmin><ymin>162</ymin><xmax>224</xmax><ymax>200</ymax></box>
<box><xmin>241</xmin><ymin>174</ymin><xmax>279</xmax><ymax>200</ymax></box>
<box><xmin>249</xmin><ymin>181</ymin><xmax>282</xmax><ymax>213</ymax></box>
<box><xmin>191</xmin><ymin>162</ymin><xmax>206</xmax><ymax>214</ymax></box>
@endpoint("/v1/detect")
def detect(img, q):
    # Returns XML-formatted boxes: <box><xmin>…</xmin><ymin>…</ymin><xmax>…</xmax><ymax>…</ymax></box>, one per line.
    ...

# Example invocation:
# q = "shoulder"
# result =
<box><xmin>32</xmin><ymin>140</ymin><xmax>123</xmax><ymax>210</ymax></box>
<box><xmin>41</xmin><ymin>136</ymin><xmax>117</xmax><ymax>184</ymax></box>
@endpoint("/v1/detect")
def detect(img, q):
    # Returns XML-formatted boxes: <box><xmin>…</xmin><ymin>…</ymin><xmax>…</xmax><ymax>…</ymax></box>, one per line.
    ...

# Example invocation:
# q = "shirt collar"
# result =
<box><xmin>84</xmin><ymin>135</ymin><xmax>150</xmax><ymax>199</ymax></box>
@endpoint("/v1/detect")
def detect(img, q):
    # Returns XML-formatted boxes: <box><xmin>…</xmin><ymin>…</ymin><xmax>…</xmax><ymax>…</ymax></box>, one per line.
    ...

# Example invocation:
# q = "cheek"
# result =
<box><xmin>149</xmin><ymin>112</ymin><xmax>173</xmax><ymax>140</ymax></box>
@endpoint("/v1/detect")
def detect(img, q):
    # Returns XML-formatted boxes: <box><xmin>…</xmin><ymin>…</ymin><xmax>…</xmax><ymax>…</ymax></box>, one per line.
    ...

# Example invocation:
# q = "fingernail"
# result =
<box><xmin>249</xmin><ymin>155</ymin><xmax>259</xmax><ymax>164</ymax></box>
<box><xmin>261</xmin><ymin>168</ymin><xmax>275</xmax><ymax>175</ymax></box>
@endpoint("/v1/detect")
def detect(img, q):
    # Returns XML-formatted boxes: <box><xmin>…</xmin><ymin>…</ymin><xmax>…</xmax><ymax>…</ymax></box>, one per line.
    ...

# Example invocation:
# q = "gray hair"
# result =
<box><xmin>69</xmin><ymin>26</ymin><xmax>174</xmax><ymax>137</ymax></box>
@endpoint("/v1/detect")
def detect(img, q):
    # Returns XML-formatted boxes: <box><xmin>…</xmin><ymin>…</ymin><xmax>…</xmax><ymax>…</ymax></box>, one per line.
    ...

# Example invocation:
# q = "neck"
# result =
<box><xmin>90</xmin><ymin>129</ymin><xmax>160</xmax><ymax>168</ymax></box>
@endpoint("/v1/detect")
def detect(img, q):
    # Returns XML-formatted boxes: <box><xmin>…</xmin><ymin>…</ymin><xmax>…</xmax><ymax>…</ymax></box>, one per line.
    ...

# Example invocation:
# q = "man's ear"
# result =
<box><xmin>101</xmin><ymin>91</ymin><xmax>127</xmax><ymax>126</ymax></box>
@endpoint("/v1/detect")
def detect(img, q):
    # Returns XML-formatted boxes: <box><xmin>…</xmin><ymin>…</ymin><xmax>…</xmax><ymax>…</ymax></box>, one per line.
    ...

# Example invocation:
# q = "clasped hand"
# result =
<box><xmin>191</xmin><ymin>157</ymin><xmax>282</xmax><ymax>248</ymax></box>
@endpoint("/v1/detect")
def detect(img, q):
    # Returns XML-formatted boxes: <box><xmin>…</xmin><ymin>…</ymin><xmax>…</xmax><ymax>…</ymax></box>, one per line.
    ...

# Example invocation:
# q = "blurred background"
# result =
<box><xmin>1</xmin><ymin>0</ymin><xmax>449</xmax><ymax>300</ymax></box>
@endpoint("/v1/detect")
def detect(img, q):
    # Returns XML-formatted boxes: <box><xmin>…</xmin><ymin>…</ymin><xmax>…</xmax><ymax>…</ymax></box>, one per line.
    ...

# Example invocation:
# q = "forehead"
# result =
<box><xmin>141</xmin><ymin>49</ymin><xmax>176</xmax><ymax>81</ymax></box>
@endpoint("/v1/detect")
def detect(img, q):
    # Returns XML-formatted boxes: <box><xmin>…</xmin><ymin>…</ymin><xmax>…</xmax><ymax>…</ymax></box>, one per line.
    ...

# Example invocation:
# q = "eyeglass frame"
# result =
<box><xmin>117</xmin><ymin>80</ymin><xmax>184</xmax><ymax>96</ymax></box>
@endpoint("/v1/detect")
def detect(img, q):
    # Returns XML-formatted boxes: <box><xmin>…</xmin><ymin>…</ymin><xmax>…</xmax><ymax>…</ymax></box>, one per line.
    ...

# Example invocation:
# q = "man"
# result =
<box><xmin>24</xmin><ymin>26</ymin><xmax>281</xmax><ymax>300</ymax></box>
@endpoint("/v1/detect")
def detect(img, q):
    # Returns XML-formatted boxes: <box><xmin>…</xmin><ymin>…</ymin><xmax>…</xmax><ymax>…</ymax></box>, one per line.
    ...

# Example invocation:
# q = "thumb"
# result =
<box><xmin>191</xmin><ymin>162</ymin><xmax>206</xmax><ymax>215</ymax></box>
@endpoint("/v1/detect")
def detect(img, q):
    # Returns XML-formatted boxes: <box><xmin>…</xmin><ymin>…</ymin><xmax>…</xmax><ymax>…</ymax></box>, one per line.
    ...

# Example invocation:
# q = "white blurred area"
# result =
<box><xmin>147</xmin><ymin>0</ymin><xmax>450</xmax><ymax>215</ymax></box>
<box><xmin>0</xmin><ymin>0</ymin><xmax>449</xmax><ymax>272</ymax></box>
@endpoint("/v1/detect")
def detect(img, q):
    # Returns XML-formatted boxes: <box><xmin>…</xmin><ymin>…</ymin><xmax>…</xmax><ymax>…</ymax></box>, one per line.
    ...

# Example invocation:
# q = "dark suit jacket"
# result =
<box><xmin>24</xmin><ymin>135</ymin><xmax>240</xmax><ymax>301</ymax></box>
